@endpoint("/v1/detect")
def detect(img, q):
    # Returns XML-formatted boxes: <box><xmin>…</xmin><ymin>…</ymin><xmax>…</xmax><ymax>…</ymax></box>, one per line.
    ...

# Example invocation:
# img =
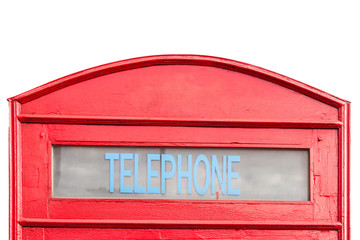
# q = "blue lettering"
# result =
<box><xmin>177</xmin><ymin>154</ymin><xmax>192</xmax><ymax>194</ymax></box>
<box><xmin>105</xmin><ymin>153</ymin><xmax>119</xmax><ymax>193</ymax></box>
<box><xmin>134</xmin><ymin>153</ymin><xmax>146</xmax><ymax>193</ymax></box>
<box><xmin>105</xmin><ymin>151</ymin><xmax>241</xmax><ymax>197</ymax></box>
<box><xmin>194</xmin><ymin>154</ymin><xmax>210</xmax><ymax>195</ymax></box>
<box><xmin>211</xmin><ymin>155</ymin><xmax>226</xmax><ymax>195</ymax></box>
<box><xmin>120</xmin><ymin>153</ymin><xmax>133</xmax><ymax>193</ymax></box>
<box><xmin>147</xmin><ymin>154</ymin><xmax>160</xmax><ymax>194</ymax></box>
<box><xmin>161</xmin><ymin>154</ymin><xmax>176</xmax><ymax>194</ymax></box>
<box><xmin>228</xmin><ymin>155</ymin><xmax>240</xmax><ymax>195</ymax></box>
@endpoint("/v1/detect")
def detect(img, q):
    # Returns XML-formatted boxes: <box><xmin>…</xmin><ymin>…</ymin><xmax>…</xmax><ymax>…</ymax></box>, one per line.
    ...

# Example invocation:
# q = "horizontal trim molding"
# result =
<box><xmin>19</xmin><ymin>218</ymin><xmax>342</xmax><ymax>230</ymax></box>
<box><xmin>17</xmin><ymin>114</ymin><xmax>343</xmax><ymax>129</ymax></box>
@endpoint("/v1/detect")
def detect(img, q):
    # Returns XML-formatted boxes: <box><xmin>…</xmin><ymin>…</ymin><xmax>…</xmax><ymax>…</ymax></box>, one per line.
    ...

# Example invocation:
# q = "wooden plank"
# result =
<box><xmin>20</xmin><ymin>217</ymin><xmax>342</xmax><ymax>230</ymax></box>
<box><xmin>39</xmin><ymin>227</ymin><xmax>339</xmax><ymax>240</ymax></box>
<box><xmin>17</xmin><ymin>113</ymin><xmax>343</xmax><ymax>129</ymax></box>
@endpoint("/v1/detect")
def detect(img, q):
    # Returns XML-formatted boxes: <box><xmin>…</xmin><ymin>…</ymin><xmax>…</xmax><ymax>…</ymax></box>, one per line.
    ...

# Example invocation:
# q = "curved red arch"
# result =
<box><xmin>10</xmin><ymin>54</ymin><xmax>347</xmax><ymax>107</ymax></box>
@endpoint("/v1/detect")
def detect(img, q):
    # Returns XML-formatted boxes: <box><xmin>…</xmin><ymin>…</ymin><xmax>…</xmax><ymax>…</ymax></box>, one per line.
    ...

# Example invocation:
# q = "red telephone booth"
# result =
<box><xmin>9</xmin><ymin>55</ymin><xmax>350</xmax><ymax>239</ymax></box>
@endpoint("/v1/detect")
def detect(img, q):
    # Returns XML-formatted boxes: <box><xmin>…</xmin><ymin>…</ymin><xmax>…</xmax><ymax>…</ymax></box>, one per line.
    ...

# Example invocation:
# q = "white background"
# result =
<box><xmin>1</xmin><ymin>1</ymin><xmax>359</xmax><ymax>238</ymax></box>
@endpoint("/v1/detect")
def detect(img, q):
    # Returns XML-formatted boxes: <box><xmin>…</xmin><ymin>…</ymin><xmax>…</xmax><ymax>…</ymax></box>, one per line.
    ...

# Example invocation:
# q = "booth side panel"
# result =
<box><xmin>9</xmin><ymin>100</ymin><xmax>15</xmax><ymax>240</ymax></box>
<box><xmin>338</xmin><ymin>103</ymin><xmax>351</xmax><ymax>240</ymax></box>
<box><xmin>9</xmin><ymin>100</ymin><xmax>21</xmax><ymax>240</ymax></box>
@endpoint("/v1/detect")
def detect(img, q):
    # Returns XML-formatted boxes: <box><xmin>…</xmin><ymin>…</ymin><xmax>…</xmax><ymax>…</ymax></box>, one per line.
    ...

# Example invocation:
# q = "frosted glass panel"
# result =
<box><xmin>52</xmin><ymin>146</ymin><xmax>309</xmax><ymax>201</ymax></box>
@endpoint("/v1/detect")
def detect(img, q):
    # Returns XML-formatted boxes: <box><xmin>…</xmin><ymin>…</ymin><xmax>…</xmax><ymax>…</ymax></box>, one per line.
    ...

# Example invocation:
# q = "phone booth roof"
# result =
<box><xmin>9</xmin><ymin>55</ymin><xmax>350</xmax><ymax>240</ymax></box>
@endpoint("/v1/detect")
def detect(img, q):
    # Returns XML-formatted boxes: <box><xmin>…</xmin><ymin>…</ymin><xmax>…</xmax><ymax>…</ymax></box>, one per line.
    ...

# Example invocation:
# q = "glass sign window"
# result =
<box><xmin>52</xmin><ymin>146</ymin><xmax>309</xmax><ymax>201</ymax></box>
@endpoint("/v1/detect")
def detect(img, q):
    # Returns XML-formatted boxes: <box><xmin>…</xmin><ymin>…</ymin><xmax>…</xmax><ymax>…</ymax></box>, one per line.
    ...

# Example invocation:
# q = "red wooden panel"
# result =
<box><xmin>21</xmin><ymin>124</ymin><xmax>49</xmax><ymax>219</ymax></box>
<box><xmin>20</xmin><ymin>65</ymin><xmax>338</xmax><ymax>123</ymax></box>
<box><xmin>21</xmin><ymin>227</ymin><xmax>339</xmax><ymax>240</ymax></box>
<box><xmin>20</xmin><ymin>124</ymin><xmax>338</xmax><ymax>224</ymax></box>
<box><xmin>312</xmin><ymin>129</ymin><xmax>339</xmax><ymax>222</ymax></box>
<box><xmin>22</xmin><ymin>228</ymin><xmax>43</xmax><ymax>240</ymax></box>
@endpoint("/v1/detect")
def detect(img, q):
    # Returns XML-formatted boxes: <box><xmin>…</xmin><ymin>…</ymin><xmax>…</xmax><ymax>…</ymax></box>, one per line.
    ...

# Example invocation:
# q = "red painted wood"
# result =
<box><xmin>16</xmin><ymin>113</ymin><xmax>343</xmax><ymax>129</ymax></box>
<box><xmin>19</xmin><ymin>64</ymin><xmax>339</xmax><ymax>123</ymax></box>
<box><xmin>346</xmin><ymin>104</ymin><xmax>351</xmax><ymax>240</ymax></box>
<box><xmin>8</xmin><ymin>100</ymin><xmax>16</xmax><ymax>240</ymax></box>
<box><xmin>19</xmin><ymin>218</ymin><xmax>342</xmax><ymax>230</ymax></box>
<box><xmin>338</xmin><ymin>104</ymin><xmax>351</xmax><ymax>240</ymax></box>
<box><xmin>23</xmin><ymin>227</ymin><xmax>339</xmax><ymax>240</ymax></box>
<box><xmin>9</xmin><ymin>55</ymin><xmax>350</xmax><ymax>239</ymax></box>
<box><xmin>10</xmin><ymin>55</ymin><xmax>347</xmax><ymax>108</ymax></box>
<box><xmin>20</xmin><ymin>124</ymin><xmax>337</xmax><ymax>223</ymax></box>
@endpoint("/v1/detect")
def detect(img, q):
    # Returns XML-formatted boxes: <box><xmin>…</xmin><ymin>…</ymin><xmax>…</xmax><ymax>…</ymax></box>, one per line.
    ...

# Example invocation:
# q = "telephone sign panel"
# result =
<box><xmin>53</xmin><ymin>146</ymin><xmax>309</xmax><ymax>200</ymax></box>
